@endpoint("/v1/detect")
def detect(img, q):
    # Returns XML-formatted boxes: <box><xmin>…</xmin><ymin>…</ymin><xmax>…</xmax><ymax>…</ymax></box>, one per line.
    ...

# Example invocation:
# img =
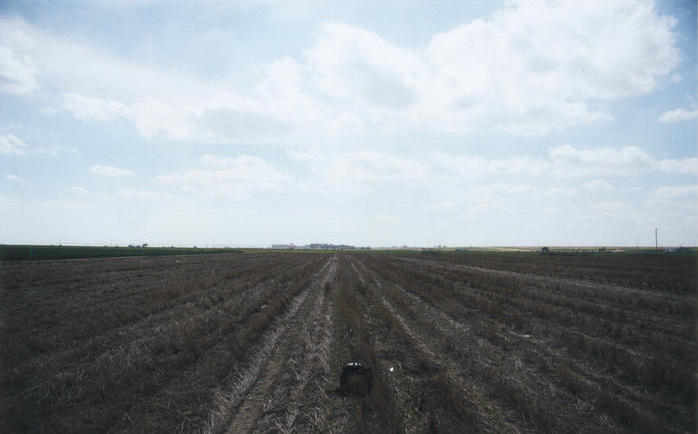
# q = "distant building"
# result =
<box><xmin>664</xmin><ymin>247</ymin><xmax>689</xmax><ymax>253</ymax></box>
<box><xmin>305</xmin><ymin>243</ymin><xmax>356</xmax><ymax>250</ymax></box>
<box><xmin>270</xmin><ymin>243</ymin><xmax>358</xmax><ymax>250</ymax></box>
<box><xmin>271</xmin><ymin>244</ymin><xmax>295</xmax><ymax>250</ymax></box>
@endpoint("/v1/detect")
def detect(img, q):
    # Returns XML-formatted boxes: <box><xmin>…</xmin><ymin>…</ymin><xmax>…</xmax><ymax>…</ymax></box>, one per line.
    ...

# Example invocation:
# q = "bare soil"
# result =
<box><xmin>1</xmin><ymin>251</ymin><xmax>695</xmax><ymax>433</ymax></box>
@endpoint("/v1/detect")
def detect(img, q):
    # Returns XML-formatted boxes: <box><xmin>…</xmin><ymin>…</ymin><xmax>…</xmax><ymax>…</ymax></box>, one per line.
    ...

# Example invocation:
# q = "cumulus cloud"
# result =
<box><xmin>0</xmin><ymin>133</ymin><xmax>74</xmax><ymax>157</ymax></box>
<box><xmin>435</xmin><ymin>145</ymin><xmax>696</xmax><ymax>179</ymax></box>
<box><xmin>0</xmin><ymin>134</ymin><xmax>29</xmax><ymax>155</ymax></box>
<box><xmin>63</xmin><ymin>93</ymin><xmax>131</xmax><ymax>122</ymax></box>
<box><xmin>289</xmin><ymin>150</ymin><xmax>429</xmax><ymax>193</ymax></box>
<box><xmin>549</xmin><ymin>145</ymin><xmax>654</xmax><ymax>177</ymax></box>
<box><xmin>647</xmin><ymin>185</ymin><xmax>698</xmax><ymax>207</ymax></box>
<box><xmin>426</xmin><ymin>183</ymin><xmax>575</xmax><ymax>215</ymax></box>
<box><xmin>304</xmin><ymin>22</ymin><xmax>423</xmax><ymax>110</ymax></box>
<box><xmin>0</xmin><ymin>0</ymin><xmax>682</xmax><ymax>140</ymax></box>
<box><xmin>375</xmin><ymin>213</ymin><xmax>400</xmax><ymax>223</ymax></box>
<box><xmin>646</xmin><ymin>185</ymin><xmax>698</xmax><ymax>221</ymax></box>
<box><xmin>583</xmin><ymin>180</ymin><xmax>614</xmax><ymax>191</ymax></box>
<box><xmin>433</xmin><ymin>154</ymin><xmax>549</xmax><ymax>178</ymax></box>
<box><xmin>472</xmin><ymin>183</ymin><xmax>574</xmax><ymax>198</ymax></box>
<box><xmin>117</xmin><ymin>189</ymin><xmax>161</xmax><ymax>200</ymax></box>
<box><xmin>89</xmin><ymin>165</ymin><xmax>134</xmax><ymax>176</ymax></box>
<box><xmin>655</xmin><ymin>157</ymin><xmax>698</xmax><ymax>175</ymax></box>
<box><xmin>589</xmin><ymin>201</ymin><xmax>632</xmax><ymax>216</ymax></box>
<box><xmin>156</xmin><ymin>154</ymin><xmax>288</xmax><ymax>199</ymax></box>
<box><xmin>58</xmin><ymin>59</ymin><xmax>325</xmax><ymax>142</ymax></box>
<box><xmin>5</xmin><ymin>174</ymin><xmax>24</xmax><ymax>182</ymax></box>
<box><xmin>658</xmin><ymin>108</ymin><xmax>698</xmax><ymax>123</ymax></box>
<box><xmin>304</xmin><ymin>0</ymin><xmax>679</xmax><ymax>135</ymax></box>
<box><xmin>0</xmin><ymin>46</ymin><xmax>38</xmax><ymax>94</ymax></box>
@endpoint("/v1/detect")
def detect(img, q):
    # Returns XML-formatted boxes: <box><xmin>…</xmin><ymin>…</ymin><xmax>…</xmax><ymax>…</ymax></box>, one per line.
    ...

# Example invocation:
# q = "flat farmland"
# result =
<box><xmin>1</xmin><ymin>251</ymin><xmax>695</xmax><ymax>433</ymax></box>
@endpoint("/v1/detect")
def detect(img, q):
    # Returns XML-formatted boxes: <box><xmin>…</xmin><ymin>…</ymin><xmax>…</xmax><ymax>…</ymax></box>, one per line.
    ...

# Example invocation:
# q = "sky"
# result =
<box><xmin>0</xmin><ymin>0</ymin><xmax>696</xmax><ymax>247</ymax></box>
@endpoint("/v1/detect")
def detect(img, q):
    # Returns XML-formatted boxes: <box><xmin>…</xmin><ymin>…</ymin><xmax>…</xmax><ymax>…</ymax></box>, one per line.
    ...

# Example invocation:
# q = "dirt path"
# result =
<box><xmin>249</xmin><ymin>256</ymin><xmax>338</xmax><ymax>433</ymax></box>
<box><xmin>204</xmin><ymin>255</ymin><xmax>337</xmax><ymax>434</ymax></box>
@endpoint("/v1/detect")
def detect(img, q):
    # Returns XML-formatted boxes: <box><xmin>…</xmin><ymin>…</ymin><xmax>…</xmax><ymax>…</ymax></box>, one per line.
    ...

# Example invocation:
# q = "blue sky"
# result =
<box><xmin>1</xmin><ymin>0</ymin><xmax>696</xmax><ymax>247</ymax></box>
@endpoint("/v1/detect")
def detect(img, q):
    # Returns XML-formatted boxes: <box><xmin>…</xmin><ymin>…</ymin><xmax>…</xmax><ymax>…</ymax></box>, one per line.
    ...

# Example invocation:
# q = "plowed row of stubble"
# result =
<box><xmin>411</xmin><ymin>251</ymin><xmax>696</xmax><ymax>294</ymax></box>
<box><xmin>2</xmin><ymin>251</ymin><xmax>694</xmax><ymax>433</ymax></box>
<box><xmin>1</xmin><ymin>252</ymin><xmax>330</xmax><ymax>433</ymax></box>
<box><xmin>353</xmin><ymin>252</ymin><xmax>696</xmax><ymax>433</ymax></box>
<box><xmin>348</xmin><ymin>257</ymin><xmax>518</xmax><ymax>433</ymax></box>
<box><xmin>209</xmin><ymin>255</ymin><xmax>338</xmax><ymax>433</ymax></box>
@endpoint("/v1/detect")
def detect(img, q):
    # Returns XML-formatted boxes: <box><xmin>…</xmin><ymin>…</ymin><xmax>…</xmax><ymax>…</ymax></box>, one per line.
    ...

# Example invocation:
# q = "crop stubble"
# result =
<box><xmin>1</xmin><ymin>251</ymin><xmax>695</xmax><ymax>433</ymax></box>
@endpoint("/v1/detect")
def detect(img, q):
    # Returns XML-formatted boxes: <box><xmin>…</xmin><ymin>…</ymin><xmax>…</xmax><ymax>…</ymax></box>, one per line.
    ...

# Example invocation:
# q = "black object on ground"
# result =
<box><xmin>337</xmin><ymin>361</ymin><xmax>372</xmax><ymax>396</ymax></box>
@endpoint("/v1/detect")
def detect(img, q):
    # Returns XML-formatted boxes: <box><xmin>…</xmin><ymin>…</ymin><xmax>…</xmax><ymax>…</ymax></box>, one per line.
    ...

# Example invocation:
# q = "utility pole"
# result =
<box><xmin>654</xmin><ymin>228</ymin><xmax>659</xmax><ymax>252</ymax></box>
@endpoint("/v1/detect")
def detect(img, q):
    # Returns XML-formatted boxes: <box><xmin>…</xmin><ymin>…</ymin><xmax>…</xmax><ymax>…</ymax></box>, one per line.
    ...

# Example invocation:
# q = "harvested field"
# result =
<box><xmin>1</xmin><ymin>251</ymin><xmax>695</xmax><ymax>433</ymax></box>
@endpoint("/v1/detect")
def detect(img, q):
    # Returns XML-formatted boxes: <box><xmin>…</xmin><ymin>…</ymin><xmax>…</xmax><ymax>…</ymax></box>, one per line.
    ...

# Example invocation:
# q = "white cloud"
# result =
<box><xmin>0</xmin><ymin>17</ymin><xmax>211</xmax><ymax>101</ymax></box>
<box><xmin>0</xmin><ymin>1</ymin><xmax>682</xmax><ymax>140</ymax></box>
<box><xmin>433</xmin><ymin>154</ymin><xmax>548</xmax><ymax>178</ymax></box>
<box><xmin>375</xmin><ymin>213</ymin><xmax>400</xmax><ymax>223</ymax></box>
<box><xmin>156</xmin><ymin>154</ymin><xmax>288</xmax><ymax>199</ymax></box>
<box><xmin>472</xmin><ymin>183</ymin><xmax>574</xmax><ymax>198</ymax></box>
<box><xmin>0</xmin><ymin>46</ymin><xmax>38</xmax><ymax>94</ymax></box>
<box><xmin>436</xmin><ymin>145</ymin><xmax>697</xmax><ymax>180</ymax></box>
<box><xmin>658</xmin><ymin>108</ymin><xmax>698</xmax><ymax>123</ymax></box>
<box><xmin>117</xmin><ymin>189</ymin><xmax>161</xmax><ymax>199</ymax></box>
<box><xmin>549</xmin><ymin>145</ymin><xmax>654</xmax><ymax>177</ymax></box>
<box><xmin>590</xmin><ymin>201</ymin><xmax>631</xmax><ymax>216</ymax></box>
<box><xmin>304</xmin><ymin>0</ymin><xmax>679</xmax><ymax>135</ymax></box>
<box><xmin>5</xmin><ymin>174</ymin><xmax>24</xmax><ymax>182</ymax></box>
<box><xmin>305</xmin><ymin>22</ymin><xmax>424</xmax><ymax>110</ymax></box>
<box><xmin>62</xmin><ymin>93</ymin><xmax>131</xmax><ymax>121</ymax></box>
<box><xmin>647</xmin><ymin>185</ymin><xmax>698</xmax><ymax>207</ymax></box>
<box><xmin>71</xmin><ymin>186</ymin><xmax>88</xmax><ymax>195</ymax></box>
<box><xmin>0</xmin><ymin>134</ymin><xmax>29</xmax><ymax>155</ymax></box>
<box><xmin>646</xmin><ymin>185</ymin><xmax>698</xmax><ymax>222</ymax></box>
<box><xmin>582</xmin><ymin>180</ymin><xmax>613</xmax><ymax>191</ymax></box>
<box><xmin>426</xmin><ymin>183</ymin><xmax>575</xmax><ymax>215</ymax></box>
<box><xmin>57</xmin><ymin>60</ymin><xmax>323</xmax><ymax>142</ymax></box>
<box><xmin>0</xmin><ymin>17</ymin><xmax>228</xmax><ymax>141</ymax></box>
<box><xmin>89</xmin><ymin>165</ymin><xmax>135</xmax><ymax>176</ymax></box>
<box><xmin>656</xmin><ymin>157</ymin><xmax>698</xmax><ymax>175</ymax></box>
<box><xmin>289</xmin><ymin>150</ymin><xmax>429</xmax><ymax>193</ymax></box>
<box><xmin>0</xmin><ymin>133</ymin><xmax>74</xmax><ymax>157</ymax></box>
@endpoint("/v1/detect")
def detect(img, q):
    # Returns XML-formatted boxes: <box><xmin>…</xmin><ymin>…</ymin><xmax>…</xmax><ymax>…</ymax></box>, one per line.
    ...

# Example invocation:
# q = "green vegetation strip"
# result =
<box><xmin>0</xmin><ymin>245</ymin><xmax>245</xmax><ymax>261</ymax></box>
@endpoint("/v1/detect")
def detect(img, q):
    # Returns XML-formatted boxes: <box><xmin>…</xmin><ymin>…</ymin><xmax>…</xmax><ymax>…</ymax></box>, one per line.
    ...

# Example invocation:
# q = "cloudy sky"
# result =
<box><xmin>1</xmin><ymin>0</ymin><xmax>696</xmax><ymax>247</ymax></box>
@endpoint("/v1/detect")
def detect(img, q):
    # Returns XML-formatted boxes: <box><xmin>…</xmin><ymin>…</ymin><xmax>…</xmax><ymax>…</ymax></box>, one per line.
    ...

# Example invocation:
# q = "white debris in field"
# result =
<box><xmin>389</xmin><ymin>367</ymin><xmax>394</xmax><ymax>373</ymax></box>
<box><xmin>511</xmin><ymin>332</ymin><xmax>532</xmax><ymax>339</ymax></box>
